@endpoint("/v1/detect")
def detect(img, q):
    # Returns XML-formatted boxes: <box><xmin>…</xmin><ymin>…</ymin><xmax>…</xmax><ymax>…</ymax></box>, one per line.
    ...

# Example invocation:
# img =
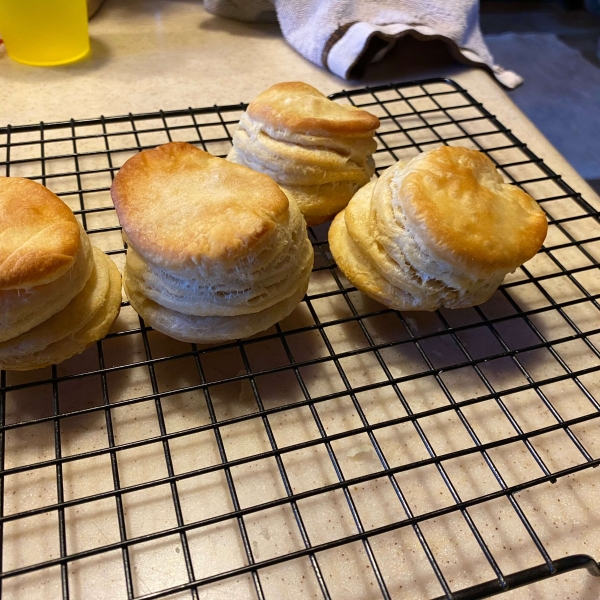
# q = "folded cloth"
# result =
<box><xmin>203</xmin><ymin>0</ymin><xmax>522</xmax><ymax>88</ymax></box>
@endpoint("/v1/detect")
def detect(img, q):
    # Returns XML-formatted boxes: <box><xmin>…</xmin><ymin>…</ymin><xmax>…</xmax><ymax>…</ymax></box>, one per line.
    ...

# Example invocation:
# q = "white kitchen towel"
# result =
<box><xmin>203</xmin><ymin>0</ymin><xmax>523</xmax><ymax>88</ymax></box>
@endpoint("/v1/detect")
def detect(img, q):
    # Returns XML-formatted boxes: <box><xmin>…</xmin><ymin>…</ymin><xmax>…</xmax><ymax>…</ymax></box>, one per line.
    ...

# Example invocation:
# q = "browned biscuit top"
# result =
<box><xmin>399</xmin><ymin>146</ymin><xmax>548</xmax><ymax>276</ymax></box>
<box><xmin>111</xmin><ymin>142</ymin><xmax>291</xmax><ymax>269</ymax></box>
<box><xmin>0</xmin><ymin>177</ymin><xmax>81</xmax><ymax>290</ymax></box>
<box><xmin>247</xmin><ymin>82</ymin><xmax>380</xmax><ymax>136</ymax></box>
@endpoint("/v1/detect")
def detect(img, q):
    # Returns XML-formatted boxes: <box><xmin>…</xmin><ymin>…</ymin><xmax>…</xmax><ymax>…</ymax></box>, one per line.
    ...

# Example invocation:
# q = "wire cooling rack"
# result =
<box><xmin>1</xmin><ymin>78</ymin><xmax>600</xmax><ymax>600</ymax></box>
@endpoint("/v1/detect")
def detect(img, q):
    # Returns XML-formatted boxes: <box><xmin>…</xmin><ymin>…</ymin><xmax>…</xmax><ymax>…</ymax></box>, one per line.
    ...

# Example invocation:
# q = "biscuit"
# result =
<box><xmin>0</xmin><ymin>226</ymin><xmax>94</xmax><ymax>343</ymax></box>
<box><xmin>112</xmin><ymin>142</ymin><xmax>313</xmax><ymax>343</ymax></box>
<box><xmin>227</xmin><ymin>82</ymin><xmax>379</xmax><ymax>226</ymax></box>
<box><xmin>329</xmin><ymin>146</ymin><xmax>548</xmax><ymax>311</ymax></box>
<box><xmin>0</xmin><ymin>250</ymin><xmax>122</xmax><ymax>371</ymax></box>
<box><xmin>124</xmin><ymin>258</ymin><xmax>310</xmax><ymax>344</ymax></box>
<box><xmin>0</xmin><ymin>177</ymin><xmax>82</xmax><ymax>289</ymax></box>
<box><xmin>0</xmin><ymin>178</ymin><xmax>96</xmax><ymax>342</ymax></box>
<box><xmin>0</xmin><ymin>177</ymin><xmax>122</xmax><ymax>369</ymax></box>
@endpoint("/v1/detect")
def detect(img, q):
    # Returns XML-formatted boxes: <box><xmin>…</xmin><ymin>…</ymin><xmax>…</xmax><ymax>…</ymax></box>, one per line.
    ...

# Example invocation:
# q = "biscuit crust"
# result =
<box><xmin>228</xmin><ymin>83</ymin><xmax>379</xmax><ymax>225</ymax></box>
<box><xmin>0</xmin><ymin>249</ymin><xmax>122</xmax><ymax>371</ymax></box>
<box><xmin>329</xmin><ymin>147</ymin><xmax>548</xmax><ymax>312</ymax></box>
<box><xmin>124</xmin><ymin>261</ymin><xmax>310</xmax><ymax>344</ymax></box>
<box><xmin>399</xmin><ymin>146</ymin><xmax>548</xmax><ymax>277</ymax></box>
<box><xmin>247</xmin><ymin>82</ymin><xmax>380</xmax><ymax>136</ymax></box>
<box><xmin>0</xmin><ymin>177</ymin><xmax>81</xmax><ymax>289</ymax></box>
<box><xmin>0</xmin><ymin>248</ymin><xmax>110</xmax><ymax>362</ymax></box>
<box><xmin>0</xmin><ymin>226</ymin><xmax>94</xmax><ymax>343</ymax></box>
<box><xmin>329</xmin><ymin>208</ymin><xmax>416</xmax><ymax>310</ymax></box>
<box><xmin>111</xmin><ymin>142</ymin><xmax>291</xmax><ymax>270</ymax></box>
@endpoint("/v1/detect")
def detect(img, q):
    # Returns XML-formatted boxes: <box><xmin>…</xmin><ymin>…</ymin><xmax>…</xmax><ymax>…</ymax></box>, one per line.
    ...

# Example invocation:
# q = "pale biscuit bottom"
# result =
<box><xmin>329</xmin><ymin>208</ymin><xmax>423</xmax><ymax>311</ymax></box>
<box><xmin>0</xmin><ymin>251</ymin><xmax>122</xmax><ymax>371</ymax></box>
<box><xmin>228</xmin><ymin>137</ymin><xmax>375</xmax><ymax>227</ymax></box>
<box><xmin>281</xmin><ymin>179</ymin><xmax>369</xmax><ymax>227</ymax></box>
<box><xmin>0</xmin><ymin>228</ymin><xmax>94</xmax><ymax>343</ymax></box>
<box><xmin>124</xmin><ymin>263</ymin><xmax>311</xmax><ymax>344</ymax></box>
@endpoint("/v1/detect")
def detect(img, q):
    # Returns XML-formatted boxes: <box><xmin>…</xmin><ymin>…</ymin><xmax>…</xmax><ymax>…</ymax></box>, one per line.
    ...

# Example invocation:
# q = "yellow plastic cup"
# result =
<box><xmin>0</xmin><ymin>0</ymin><xmax>89</xmax><ymax>66</ymax></box>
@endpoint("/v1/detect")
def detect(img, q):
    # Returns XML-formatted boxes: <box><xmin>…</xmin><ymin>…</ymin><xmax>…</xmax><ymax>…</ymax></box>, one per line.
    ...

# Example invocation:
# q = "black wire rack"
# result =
<box><xmin>1</xmin><ymin>78</ymin><xmax>599</xmax><ymax>600</ymax></box>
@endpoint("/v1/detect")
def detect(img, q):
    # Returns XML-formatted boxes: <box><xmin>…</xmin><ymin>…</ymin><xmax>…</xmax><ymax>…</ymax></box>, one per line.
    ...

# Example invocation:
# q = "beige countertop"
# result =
<box><xmin>1</xmin><ymin>2</ymin><xmax>599</xmax><ymax>599</ymax></box>
<box><xmin>0</xmin><ymin>0</ymin><xmax>598</xmax><ymax>207</ymax></box>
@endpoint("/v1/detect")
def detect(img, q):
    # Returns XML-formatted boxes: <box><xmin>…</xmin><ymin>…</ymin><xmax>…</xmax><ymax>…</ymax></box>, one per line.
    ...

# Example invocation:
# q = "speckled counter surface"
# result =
<box><xmin>0</xmin><ymin>0</ymin><xmax>598</xmax><ymax>208</ymax></box>
<box><xmin>1</xmin><ymin>2</ymin><xmax>599</xmax><ymax>599</ymax></box>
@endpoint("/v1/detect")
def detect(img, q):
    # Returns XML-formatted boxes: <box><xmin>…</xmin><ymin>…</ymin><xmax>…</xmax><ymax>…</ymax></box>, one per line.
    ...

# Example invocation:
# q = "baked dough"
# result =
<box><xmin>0</xmin><ymin>177</ymin><xmax>122</xmax><ymax>369</ymax></box>
<box><xmin>0</xmin><ymin>176</ymin><xmax>82</xmax><ymax>289</ymax></box>
<box><xmin>0</xmin><ymin>250</ymin><xmax>122</xmax><ymax>371</ymax></box>
<box><xmin>227</xmin><ymin>82</ymin><xmax>380</xmax><ymax>226</ymax></box>
<box><xmin>329</xmin><ymin>146</ymin><xmax>548</xmax><ymax>311</ymax></box>
<box><xmin>111</xmin><ymin>142</ymin><xmax>313</xmax><ymax>343</ymax></box>
<box><xmin>0</xmin><ymin>226</ymin><xmax>94</xmax><ymax>343</ymax></box>
<box><xmin>123</xmin><ymin>260</ymin><xmax>310</xmax><ymax>344</ymax></box>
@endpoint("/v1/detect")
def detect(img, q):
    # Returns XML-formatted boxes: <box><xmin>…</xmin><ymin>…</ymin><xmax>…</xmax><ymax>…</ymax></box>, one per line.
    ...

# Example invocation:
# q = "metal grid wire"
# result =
<box><xmin>0</xmin><ymin>78</ymin><xmax>599</xmax><ymax>600</ymax></box>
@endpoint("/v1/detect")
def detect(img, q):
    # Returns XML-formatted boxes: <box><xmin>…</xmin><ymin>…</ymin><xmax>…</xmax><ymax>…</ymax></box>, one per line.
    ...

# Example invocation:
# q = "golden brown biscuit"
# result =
<box><xmin>112</xmin><ymin>142</ymin><xmax>313</xmax><ymax>343</ymax></box>
<box><xmin>227</xmin><ymin>82</ymin><xmax>380</xmax><ymax>227</ymax></box>
<box><xmin>0</xmin><ymin>178</ymin><xmax>97</xmax><ymax>343</ymax></box>
<box><xmin>111</xmin><ymin>141</ymin><xmax>291</xmax><ymax>272</ymax></box>
<box><xmin>329</xmin><ymin>146</ymin><xmax>548</xmax><ymax>311</ymax></box>
<box><xmin>398</xmin><ymin>145</ymin><xmax>548</xmax><ymax>277</ymax></box>
<box><xmin>246</xmin><ymin>81</ymin><xmax>380</xmax><ymax>136</ymax></box>
<box><xmin>0</xmin><ymin>251</ymin><xmax>122</xmax><ymax>371</ymax></box>
<box><xmin>0</xmin><ymin>177</ymin><xmax>82</xmax><ymax>289</ymax></box>
<box><xmin>0</xmin><ymin>177</ymin><xmax>121</xmax><ymax>369</ymax></box>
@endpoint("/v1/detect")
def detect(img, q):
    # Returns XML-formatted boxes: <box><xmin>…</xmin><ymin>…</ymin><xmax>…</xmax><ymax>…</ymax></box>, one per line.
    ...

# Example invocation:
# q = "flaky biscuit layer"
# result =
<box><xmin>124</xmin><ymin>261</ymin><xmax>310</xmax><ymax>344</ymax></box>
<box><xmin>0</xmin><ymin>177</ymin><xmax>82</xmax><ymax>289</ymax></box>
<box><xmin>227</xmin><ymin>82</ymin><xmax>379</xmax><ymax>225</ymax></box>
<box><xmin>329</xmin><ymin>147</ymin><xmax>548</xmax><ymax>311</ymax></box>
<box><xmin>0</xmin><ymin>226</ymin><xmax>94</xmax><ymax>343</ymax></box>
<box><xmin>0</xmin><ymin>250</ymin><xmax>122</xmax><ymax>370</ymax></box>
<box><xmin>124</xmin><ymin>196</ymin><xmax>312</xmax><ymax>316</ymax></box>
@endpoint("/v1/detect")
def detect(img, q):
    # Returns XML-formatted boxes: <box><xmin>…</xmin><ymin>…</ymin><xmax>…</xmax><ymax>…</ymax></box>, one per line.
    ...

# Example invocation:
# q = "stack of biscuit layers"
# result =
<box><xmin>0</xmin><ymin>178</ymin><xmax>122</xmax><ymax>370</ymax></box>
<box><xmin>228</xmin><ymin>82</ymin><xmax>380</xmax><ymax>226</ymax></box>
<box><xmin>112</xmin><ymin>142</ymin><xmax>314</xmax><ymax>344</ymax></box>
<box><xmin>329</xmin><ymin>146</ymin><xmax>548</xmax><ymax>311</ymax></box>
